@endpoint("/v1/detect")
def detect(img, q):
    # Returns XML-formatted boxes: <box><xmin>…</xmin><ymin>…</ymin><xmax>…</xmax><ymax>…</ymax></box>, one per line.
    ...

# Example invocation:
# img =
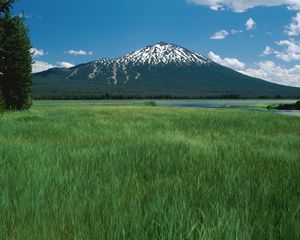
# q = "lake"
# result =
<box><xmin>157</xmin><ymin>99</ymin><xmax>300</xmax><ymax>117</ymax></box>
<box><xmin>34</xmin><ymin>99</ymin><xmax>300</xmax><ymax>117</ymax></box>
<box><xmin>275</xmin><ymin>110</ymin><xmax>300</xmax><ymax>117</ymax></box>
<box><xmin>157</xmin><ymin>99</ymin><xmax>297</xmax><ymax>108</ymax></box>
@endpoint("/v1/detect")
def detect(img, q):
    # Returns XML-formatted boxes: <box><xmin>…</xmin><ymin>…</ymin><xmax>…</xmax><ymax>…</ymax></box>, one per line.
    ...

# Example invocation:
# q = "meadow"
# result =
<box><xmin>0</xmin><ymin>101</ymin><xmax>299</xmax><ymax>239</ymax></box>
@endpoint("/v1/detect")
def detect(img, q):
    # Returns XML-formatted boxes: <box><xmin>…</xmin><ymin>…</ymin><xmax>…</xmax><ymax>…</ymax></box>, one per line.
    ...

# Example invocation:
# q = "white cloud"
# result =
<box><xmin>275</xmin><ymin>39</ymin><xmax>300</xmax><ymax>61</ymax></box>
<box><xmin>210</xmin><ymin>21</ymin><xmax>254</xmax><ymax>41</ymax></box>
<box><xmin>208</xmin><ymin>51</ymin><xmax>246</xmax><ymax>70</ymax></box>
<box><xmin>210</xmin><ymin>19</ymin><xmax>255</xmax><ymax>41</ymax></box>
<box><xmin>30</xmin><ymin>48</ymin><xmax>47</xmax><ymax>57</ymax></box>
<box><xmin>208</xmin><ymin>51</ymin><xmax>300</xmax><ymax>87</ymax></box>
<box><xmin>32</xmin><ymin>61</ymin><xmax>75</xmax><ymax>73</ymax></box>
<box><xmin>285</xmin><ymin>12</ymin><xmax>300</xmax><ymax>36</ymax></box>
<box><xmin>288</xmin><ymin>2</ymin><xmax>300</xmax><ymax>10</ymax></box>
<box><xmin>262</xmin><ymin>40</ymin><xmax>300</xmax><ymax>62</ymax></box>
<box><xmin>187</xmin><ymin>0</ymin><xmax>300</xmax><ymax>12</ymax></box>
<box><xmin>57</xmin><ymin>62</ymin><xmax>75</xmax><ymax>68</ymax></box>
<box><xmin>242</xmin><ymin>61</ymin><xmax>300</xmax><ymax>87</ymax></box>
<box><xmin>210</xmin><ymin>30</ymin><xmax>229</xmax><ymax>40</ymax></box>
<box><xmin>64</xmin><ymin>50</ymin><xmax>93</xmax><ymax>56</ymax></box>
<box><xmin>32</xmin><ymin>61</ymin><xmax>55</xmax><ymax>73</ymax></box>
<box><xmin>246</xmin><ymin>18</ymin><xmax>256</xmax><ymax>30</ymax></box>
<box><xmin>262</xmin><ymin>46</ymin><xmax>273</xmax><ymax>56</ymax></box>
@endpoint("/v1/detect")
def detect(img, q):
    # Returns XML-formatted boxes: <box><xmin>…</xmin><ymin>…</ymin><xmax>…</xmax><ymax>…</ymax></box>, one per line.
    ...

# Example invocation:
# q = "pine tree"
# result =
<box><xmin>0</xmin><ymin>89</ymin><xmax>5</xmax><ymax>115</ymax></box>
<box><xmin>0</xmin><ymin>88</ymin><xmax>4</xmax><ymax>114</ymax></box>
<box><xmin>0</xmin><ymin>1</ymin><xmax>33</xmax><ymax>110</ymax></box>
<box><xmin>0</xmin><ymin>0</ymin><xmax>15</xmax><ymax>14</ymax></box>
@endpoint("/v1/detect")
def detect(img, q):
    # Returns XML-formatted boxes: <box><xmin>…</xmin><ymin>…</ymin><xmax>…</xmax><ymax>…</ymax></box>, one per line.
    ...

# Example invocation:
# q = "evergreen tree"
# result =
<box><xmin>0</xmin><ymin>0</ymin><xmax>15</xmax><ymax>14</ymax></box>
<box><xmin>0</xmin><ymin>0</ymin><xmax>32</xmax><ymax>110</ymax></box>
<box><xmin>0</xmin><ymin>88</ymin><xmax>4</xmax><ymax>114</ymax></box>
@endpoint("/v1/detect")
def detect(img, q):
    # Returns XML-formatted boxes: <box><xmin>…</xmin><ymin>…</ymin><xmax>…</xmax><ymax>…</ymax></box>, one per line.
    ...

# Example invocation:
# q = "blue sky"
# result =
<box><xmin>13</xmin><ymin>0</ymin><xmax>300</xmax><ymax>87</ymax></box>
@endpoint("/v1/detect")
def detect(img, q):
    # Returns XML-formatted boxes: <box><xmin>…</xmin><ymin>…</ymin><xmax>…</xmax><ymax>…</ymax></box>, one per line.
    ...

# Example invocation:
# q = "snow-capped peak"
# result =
<box><xmin>68</xmin><ymin>42</ymin><xmax>212</xmax><ymax>84</ymax></box>
<box><xmin>118</xmin><ymin>42</ymin><xmax>211</xmax><ymax>66</ymax></box>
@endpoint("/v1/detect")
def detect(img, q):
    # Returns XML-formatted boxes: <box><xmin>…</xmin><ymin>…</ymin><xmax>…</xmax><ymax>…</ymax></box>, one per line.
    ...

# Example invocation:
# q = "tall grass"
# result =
<box><xmin>0</xmin><ymin>103</ymin><xmax>299</xmax><ymax>239</ymax></box>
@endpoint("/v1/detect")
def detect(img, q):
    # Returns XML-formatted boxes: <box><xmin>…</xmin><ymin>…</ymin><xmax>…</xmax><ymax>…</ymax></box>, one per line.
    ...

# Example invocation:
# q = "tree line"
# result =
<box><xmin>34</xmin><ymin>92</ymin><xmax>300</xmax><ymax>100</ymax></box>
<box><xmin>0</xmin><ymin>0</ymin><xmax>32</xmax><ymax>113</ymax></box>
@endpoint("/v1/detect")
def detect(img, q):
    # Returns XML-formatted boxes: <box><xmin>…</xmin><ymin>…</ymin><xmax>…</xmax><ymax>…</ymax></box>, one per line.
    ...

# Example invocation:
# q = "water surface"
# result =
<box><xmin>275</xmin><ymin>110</ymin><xmax>300</xmax><ymax>117</ymax></box>
<box><xmin>157</xmin><ymin>99</ymin><xmax>297</xmax><ymax>108</ymax></box>
<box><xmin>34</xmin><ymin>99</ymin><xmax>300</xmax><ymax>117</ymax></box>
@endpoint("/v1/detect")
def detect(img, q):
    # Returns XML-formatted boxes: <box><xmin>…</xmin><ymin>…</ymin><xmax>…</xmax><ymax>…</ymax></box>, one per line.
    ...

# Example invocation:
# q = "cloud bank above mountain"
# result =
<box><xmin>187</xmin><ymin>0</ymin><xmax>300</xmax><ymax>12</ymax></box>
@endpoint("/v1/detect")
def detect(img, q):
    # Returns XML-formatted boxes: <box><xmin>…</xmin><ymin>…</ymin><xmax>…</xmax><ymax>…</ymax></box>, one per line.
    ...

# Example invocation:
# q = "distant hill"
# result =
<box><xmin>33</xmin><ymin>42</ymin><xmax>300</xmax><ymax>99</ymax></box>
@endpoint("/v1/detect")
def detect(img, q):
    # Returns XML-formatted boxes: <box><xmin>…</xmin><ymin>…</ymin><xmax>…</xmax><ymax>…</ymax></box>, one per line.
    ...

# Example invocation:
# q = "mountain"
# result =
<box><xmin>34</xmin><ymin>42</ymin><xmax>300</xmax><ymax>99</ymax></box>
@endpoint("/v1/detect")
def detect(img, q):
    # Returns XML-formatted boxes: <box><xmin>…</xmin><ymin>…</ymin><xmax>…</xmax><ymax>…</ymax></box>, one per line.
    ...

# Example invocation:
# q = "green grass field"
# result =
<box><xmin>0</xmin><ymin>102</ymin><xmax>300</xmax><ymax>239</ymax></box>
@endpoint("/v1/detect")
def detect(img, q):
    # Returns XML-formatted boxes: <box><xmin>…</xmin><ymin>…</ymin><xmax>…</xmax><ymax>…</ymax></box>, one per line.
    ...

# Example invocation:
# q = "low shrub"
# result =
<box><xmin>268</xmin><ymin>101</ymin><xmax>300</xmax><ymax>110</ymax></box>
<box><xmin>144</xmin><ymin>101</ymin><xmax>157</xmax><ymax>107</ymax></box>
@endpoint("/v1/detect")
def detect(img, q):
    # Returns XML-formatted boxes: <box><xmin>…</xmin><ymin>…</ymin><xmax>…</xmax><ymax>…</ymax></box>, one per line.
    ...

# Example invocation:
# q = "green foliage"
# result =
<box><xmin>0</xmin><ymin>0</ymin><xmax>15</xmax><ymax>15</ymax></box>
<box><xmin>0</xmin><ymin>1</ymin><xmax>33</xmax><ymax>110</ymax></box>
<box><xmin>268</xmin><ymin>101</ymin><xmax>300</xmax><ymax>110</ymax></box>
<box><xmin>0</xmin><ymin>89</ymin><xmax>4</xmax><ymax>114</ymax></box>
<box><xmin>144</xmin><ymin>101</ymin><xmax>156</xmax><ymax>106</ymax></box>
<box><xmin>266</xmin><ymin>103</ymin><xmax>280</xmax><ymax>110</ymax></box>
<box><xmin>0</xmin><ymin>102</ymin><xmax>300</xmax><ymax>239</ymax></box>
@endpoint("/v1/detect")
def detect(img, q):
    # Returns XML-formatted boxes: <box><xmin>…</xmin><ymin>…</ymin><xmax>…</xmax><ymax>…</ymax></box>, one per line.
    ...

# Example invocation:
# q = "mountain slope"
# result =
<box><xmin>34</xmin><ymin>42</ymin><xmax>300</xmax><ymax>99</ymax></box>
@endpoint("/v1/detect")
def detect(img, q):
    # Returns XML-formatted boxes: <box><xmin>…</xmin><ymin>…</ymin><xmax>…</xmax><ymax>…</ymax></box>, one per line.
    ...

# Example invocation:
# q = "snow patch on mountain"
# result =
<box><xmin>122</xmin><ymin>64</ymin><xmax>130</xmax><ymax>83</ymax></box>
<box><xmin>83</xmin><ymin>42</ymin><xmax>212</xmax><ymax>84</ymax></box>
<box><xmin>118</xmin><ymin>42</ymin><xmax>211</xmax><ymax>66</ymax></box>
<box><xmin>109</xmin><ymin>63</ymin><xmax>118</xmax><ymax>85</ymax></box>
<box><xmin>89</xmin><ymin>63</ymin><xmax>101</xmax><ymax>79</ymax></box>
<box><xmin>67</xmin><ymin>68</ymin><xmax>78</xmax><ymax>79</ymax></box>
<box><xmin>135</xmin><ymin>73</ymin><xmax>141</xmax><ymax>80</ymax></box>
